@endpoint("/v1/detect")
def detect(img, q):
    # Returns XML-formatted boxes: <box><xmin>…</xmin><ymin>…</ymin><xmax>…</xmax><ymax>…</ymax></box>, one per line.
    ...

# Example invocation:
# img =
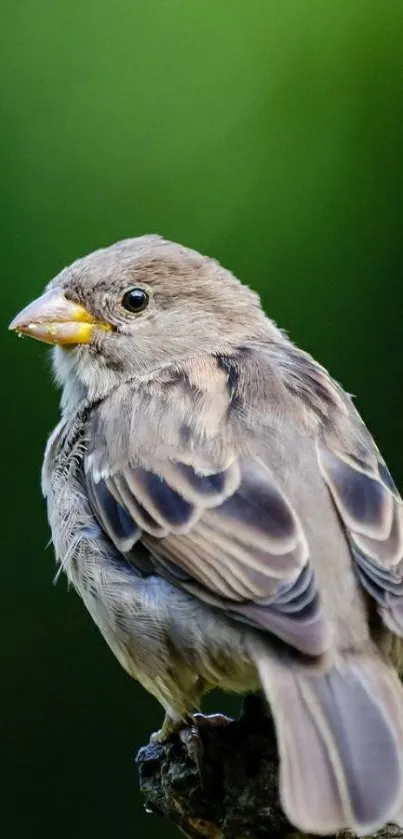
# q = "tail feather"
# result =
<box><xmin>251</xmin><ymin>646</ymin><xmax>403</xmax><ymax>835</ymax></box>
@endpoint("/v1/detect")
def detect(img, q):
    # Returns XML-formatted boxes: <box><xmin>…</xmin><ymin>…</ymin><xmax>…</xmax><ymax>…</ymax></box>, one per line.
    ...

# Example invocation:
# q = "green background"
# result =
<box><xmin>2</xmin><ymin>1</ymin><xmax>403</xmax><ymax>836</ymax></box>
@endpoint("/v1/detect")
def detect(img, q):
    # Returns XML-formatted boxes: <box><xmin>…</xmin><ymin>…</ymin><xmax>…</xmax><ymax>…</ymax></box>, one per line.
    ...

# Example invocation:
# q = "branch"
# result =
<box><xmin>136</xmin><ymin>697</ymin><xmax>403</xmax><ymax>839</ymax></box>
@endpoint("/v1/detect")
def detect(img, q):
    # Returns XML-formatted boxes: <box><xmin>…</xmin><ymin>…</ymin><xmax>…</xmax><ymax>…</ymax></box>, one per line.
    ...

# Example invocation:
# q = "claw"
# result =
<box><xmin>150</xmin><ymin>711</ymin><xmax>233</xmax><ymax>783</ymax></box>
<box><xmin>180</xmin><ymin>713</ymin><xmax>232</xmax><ymax>783</ymax></box>
<box><xmin>149</xmin><ymin>729</ymin><xmax>166</xmax><ymax>746</ymax></box>
<box><xmin>150</xmin><ymin>711</ymin><xmax>185</xmax><ymax>745</ymax></box>
<box><xmin>180</xmin><ymin>725</ymin><xmax>205</xmax><ymax>781</ymax></box>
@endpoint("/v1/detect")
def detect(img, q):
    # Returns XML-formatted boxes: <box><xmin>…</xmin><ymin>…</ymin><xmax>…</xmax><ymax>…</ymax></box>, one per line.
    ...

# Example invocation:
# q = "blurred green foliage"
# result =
<box><xmin>2</xmin><ymin>1</ymin><xmax>403</xmax><ymax>836</ymax></box>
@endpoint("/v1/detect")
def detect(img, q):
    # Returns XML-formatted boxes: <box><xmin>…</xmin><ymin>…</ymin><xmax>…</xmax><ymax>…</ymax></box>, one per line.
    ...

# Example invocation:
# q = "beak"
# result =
<box><xmin>8</xmin><ymin>288</ymin><xmax>112</xmax><ymax>345</ymax></box>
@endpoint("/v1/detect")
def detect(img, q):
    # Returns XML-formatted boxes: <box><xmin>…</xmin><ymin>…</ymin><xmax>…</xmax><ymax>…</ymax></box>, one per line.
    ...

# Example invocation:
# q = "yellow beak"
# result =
<box><xmin>9</xmin><ymin>288</ymin><xmax>111</xmax><ymax>345</ymax></box>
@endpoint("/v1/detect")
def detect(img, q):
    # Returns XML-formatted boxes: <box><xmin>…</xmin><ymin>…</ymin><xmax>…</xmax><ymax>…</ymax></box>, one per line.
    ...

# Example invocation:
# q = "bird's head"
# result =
<box><xmin>9</xmin><ymin>235</ymin><xmax>272</xmax><ymax>411</ymax></box>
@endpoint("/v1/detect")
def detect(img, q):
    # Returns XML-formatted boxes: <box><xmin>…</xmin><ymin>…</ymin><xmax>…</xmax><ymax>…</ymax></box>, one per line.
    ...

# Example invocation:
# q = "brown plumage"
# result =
<box><xmin>9</xmin><ymin>235</ymin><xmax>403</xmax><ymax>834</ymax></box>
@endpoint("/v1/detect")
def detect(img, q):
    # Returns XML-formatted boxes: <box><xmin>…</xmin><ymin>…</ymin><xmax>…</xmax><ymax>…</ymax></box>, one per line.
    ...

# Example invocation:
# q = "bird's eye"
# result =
<box><xmin>121</xmin><ymin>288</ymin><xmax>149</xmax><ymax>313</ymax></box>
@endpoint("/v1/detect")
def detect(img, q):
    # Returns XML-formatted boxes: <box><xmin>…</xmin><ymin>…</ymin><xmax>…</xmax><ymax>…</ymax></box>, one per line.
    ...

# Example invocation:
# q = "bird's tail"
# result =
<box><xmin>250</xmin><ymin>643</ymin><xmax>403</xmax><ymax>835</ymax></box>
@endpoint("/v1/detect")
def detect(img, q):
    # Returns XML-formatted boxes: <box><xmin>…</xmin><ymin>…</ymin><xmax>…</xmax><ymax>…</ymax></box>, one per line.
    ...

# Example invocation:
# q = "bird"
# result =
<box><xmin>9</xmin><ymin>234</ymin><xmax>403</xmax><ymax>835</ymax></box>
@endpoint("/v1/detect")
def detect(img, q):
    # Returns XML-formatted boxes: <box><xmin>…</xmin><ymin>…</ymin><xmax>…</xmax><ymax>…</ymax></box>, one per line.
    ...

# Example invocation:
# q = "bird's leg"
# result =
<box><xmin>149</xmin><ymin>673</ymin><xmax>233</xmax><ymax>779</ymax></box>
<box><xmin>150</xmin><ymin>706</ymin><xmax>233</xmax><ymax>783</ymax></box>
<box><xmin>149</xmin><ymin>709</ymin><xmax>231</xmax><ymax>746</ymax></box>
<box><xmin>178</xmin><ymin>711</ymin><xmax>233</xmax><ymax>781</ymax></box>
<box><xmin>149</xmin><ymin>710</ymin><xmax>184</xmax><ymax>745</ymax></box>
<box><xmin>149</xmin><ymin>710</ymin><xmax>206</xmax><ymax>780</ymax></box>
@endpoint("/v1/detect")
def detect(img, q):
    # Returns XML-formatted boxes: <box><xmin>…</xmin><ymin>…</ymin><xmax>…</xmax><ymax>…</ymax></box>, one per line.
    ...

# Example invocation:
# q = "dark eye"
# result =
<box><xmin>121</xmin><ymin>288</ymin><xmax>149</xmax><ymax>313</ymax></box>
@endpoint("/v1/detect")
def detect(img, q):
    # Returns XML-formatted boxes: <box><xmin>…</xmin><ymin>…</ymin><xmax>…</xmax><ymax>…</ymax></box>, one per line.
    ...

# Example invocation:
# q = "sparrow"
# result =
<box><xmin>9</xmin><ymin>235</ymin><xmax>403</xmax><ymax>835</ymax></box>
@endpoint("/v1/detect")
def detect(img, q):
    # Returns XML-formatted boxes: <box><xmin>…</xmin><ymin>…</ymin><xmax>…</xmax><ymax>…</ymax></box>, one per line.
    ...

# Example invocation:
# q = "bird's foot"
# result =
<box><xmin>179</xmin><ymin>714</ymin><xmax>232</xmax><ymax>782</ymax></box>
<box><xmin>191</xmin><ymin>712</ymin><xmax>232</xmax><ymax>728</ymax></box>
<box><xmin>150</xmin><ymin>711</ymin><xmax>233</xmax><ymax>782</ymax></box>
<box><xmin>150</xmin><ymin>711</ymin><xmax>232</xmax><ymax>745</ymax></box>
<box><xmin>149</xmin><ymin>712</ymin><xmax>183</xmax><ymax>745</ymax></box>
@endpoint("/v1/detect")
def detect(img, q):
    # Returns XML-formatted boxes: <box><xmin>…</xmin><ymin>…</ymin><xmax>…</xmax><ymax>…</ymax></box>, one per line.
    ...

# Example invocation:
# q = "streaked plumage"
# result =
<box><xmin>10</xmin><ymin>235</ymin><xmax>403</xmax><ymax>834</ymax></box>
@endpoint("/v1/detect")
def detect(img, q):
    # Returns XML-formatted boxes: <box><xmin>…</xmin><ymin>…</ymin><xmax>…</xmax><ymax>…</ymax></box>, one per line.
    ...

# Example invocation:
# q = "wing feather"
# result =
<box><xmin>85</xmin><ymin>455</ymin><xmax>329</xmax><ymax>656</ymax></box>
<box><xmin>318</xmin><ymin>435</ymin><xmax>403</xmax><ymax>636</ymax></box>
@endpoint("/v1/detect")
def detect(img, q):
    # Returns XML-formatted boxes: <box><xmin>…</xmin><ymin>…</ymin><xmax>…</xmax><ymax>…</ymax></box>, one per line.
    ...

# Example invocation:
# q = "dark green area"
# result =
<box><xmin>2</xmin><ymin>2</ymin><xmax>403</xmax><ymax>836</ymax></box>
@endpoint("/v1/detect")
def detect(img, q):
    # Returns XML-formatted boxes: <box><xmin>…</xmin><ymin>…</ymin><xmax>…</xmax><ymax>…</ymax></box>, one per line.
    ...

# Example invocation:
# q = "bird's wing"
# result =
<box><xmin>84</xmin><ymin>348</ymin><xmax>403</xmax><ymax>657</ymax></box>
<box><xmin>83</xmin><ymin>359</ymin><xmax>329</xmax><ymax>658</ymax></box>
<box><xmin>266</xmin><ymin>340</ymin><xmax>403</xmax><ymax>639</ymax></box>
<box><xmin>85</xmin><ymin>454</ymin><xmax>328</xmax><ymax>656</ymax></box>
<box><xmin>317</xmin><ymin>424</ymin><xmax>403</xmax><ymax>637</ymax></box>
